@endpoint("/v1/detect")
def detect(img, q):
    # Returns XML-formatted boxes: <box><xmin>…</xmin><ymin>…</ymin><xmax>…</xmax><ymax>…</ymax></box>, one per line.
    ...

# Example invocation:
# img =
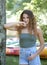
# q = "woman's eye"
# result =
<box><xmin>23</xmin><ymin>17</ymin><xmax>29</xmax><ymax>19</ymax></box>
<box><xmin>23</xmin><ymin>17</ymin><xmax>25</xmax><ymax>19</ymax></box>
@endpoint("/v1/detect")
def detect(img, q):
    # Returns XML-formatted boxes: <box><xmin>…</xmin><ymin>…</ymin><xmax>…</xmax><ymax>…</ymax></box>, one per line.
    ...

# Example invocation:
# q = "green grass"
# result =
<box><xmin>6</xmin><ymin>56</ymin><xmax>19</xmax><ymax>65</ymax></box>
<box><xmin>41</xmin><ymin>59</ymin><xmax>47</xmax><ymax>65</ymax></box>
<box><xmin>6</xmin><ymin>56</ymin><xmax>47</xmax><ymax>65</ymax></box>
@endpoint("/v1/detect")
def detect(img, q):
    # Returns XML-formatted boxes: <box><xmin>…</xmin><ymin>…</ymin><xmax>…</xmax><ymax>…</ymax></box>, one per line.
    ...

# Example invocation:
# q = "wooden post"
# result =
<box><xmin>0</xmin><ymin>0</ymin><xmax>6</xmax><ymax>65</ymax></box>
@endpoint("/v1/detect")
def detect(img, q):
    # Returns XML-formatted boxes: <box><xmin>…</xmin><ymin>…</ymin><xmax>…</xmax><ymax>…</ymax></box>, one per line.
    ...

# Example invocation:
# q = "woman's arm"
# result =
<box><xmin>4</xmin><ymin>22</ymin><xmax>17</xmax><ymax>30</ymax></box>
<box><xmin>35</xmin><ymin>28</ymin><xmax>44</xmax><ymax>56</ymax></box>
<box><xmin>4</xmin><ymin>22</ymin><xmax>26</xmax><ymax>30</ymax></box>
<box><xmin>28</xmin><ymin>28</ymin><xmax>44</xmax><ymax>60</ymax></box>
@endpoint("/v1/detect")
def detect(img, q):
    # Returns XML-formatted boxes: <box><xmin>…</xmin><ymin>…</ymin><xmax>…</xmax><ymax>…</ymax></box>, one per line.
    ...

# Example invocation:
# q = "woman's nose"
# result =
<box><xmin>25</xmin><ymin>18</ymin><xmax>28</xmax><ymax>21</ymax></box>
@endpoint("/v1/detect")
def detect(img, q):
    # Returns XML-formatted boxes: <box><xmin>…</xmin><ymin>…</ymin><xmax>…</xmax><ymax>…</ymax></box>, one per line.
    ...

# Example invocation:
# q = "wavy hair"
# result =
<box><xmin>20</xmin><ymin>10</ymin><xmax>37</xmax><ymax>35</ymax></box>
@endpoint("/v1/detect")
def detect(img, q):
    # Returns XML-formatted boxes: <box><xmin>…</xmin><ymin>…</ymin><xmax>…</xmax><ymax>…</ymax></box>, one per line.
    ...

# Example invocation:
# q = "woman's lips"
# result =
<box><xmin>25</xmin><ymin>22</ymin><xmax>29</xmax><ymax>25</ymax></box>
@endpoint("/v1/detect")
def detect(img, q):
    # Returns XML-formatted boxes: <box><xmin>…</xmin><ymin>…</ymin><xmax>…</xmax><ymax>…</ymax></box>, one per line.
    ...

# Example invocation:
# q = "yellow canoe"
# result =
<box><xmin>37</xmin><ymin>46</ymin><xmax>47</xmax><ymax>59</ymax></box>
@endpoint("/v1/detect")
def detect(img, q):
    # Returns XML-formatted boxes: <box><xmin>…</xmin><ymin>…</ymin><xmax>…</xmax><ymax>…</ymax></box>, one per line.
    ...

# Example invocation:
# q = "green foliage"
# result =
<box><xmin>6</xmin><ymin>0</ymin><xmax>47</xmax><ymax>15</ymax></box>
<box><xmin>6</xmin><ymin>0</ymin><xmax>31</xmax><ymax>12</ymax></box>
<box><xmin>6</xmin><ymin>0</ymin><xmax>47</xmax><ymax>42</ymax></box>
<box><xmin>6</xmin><ymin>0</ymin><xmax>15</xmax><ymax>10</ymax></box>
<box><xmin>33</xmin><ymin>0</ymin><xmax>47</xmax><ymax>12</ymax></box>
<box><xmin>40</xmin><ymin>25</ymin><xmax>47</xmax><ymax>42</ymax></box>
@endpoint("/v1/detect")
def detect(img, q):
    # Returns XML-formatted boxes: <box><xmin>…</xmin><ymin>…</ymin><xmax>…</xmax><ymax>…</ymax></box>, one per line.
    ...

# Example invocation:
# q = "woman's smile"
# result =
<box><xmin>23</xmin><ymin>13</ymin><xmax>29</xmax><ymax>25</ymax></box>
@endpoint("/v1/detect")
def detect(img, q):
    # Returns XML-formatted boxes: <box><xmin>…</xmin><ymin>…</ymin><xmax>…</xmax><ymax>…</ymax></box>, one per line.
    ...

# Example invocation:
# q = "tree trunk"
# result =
<box><xmin>0</xmin><ymin>0</ymin><xmax>6</xmax><ymax>65</ymax></box>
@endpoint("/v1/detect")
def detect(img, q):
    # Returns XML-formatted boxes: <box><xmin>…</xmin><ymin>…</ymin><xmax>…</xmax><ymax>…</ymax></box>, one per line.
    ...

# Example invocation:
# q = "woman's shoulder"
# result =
<box><xmin>37</xmin><ymin>27</ymin><xmax>43</xmax><ymax>35</ymax></box>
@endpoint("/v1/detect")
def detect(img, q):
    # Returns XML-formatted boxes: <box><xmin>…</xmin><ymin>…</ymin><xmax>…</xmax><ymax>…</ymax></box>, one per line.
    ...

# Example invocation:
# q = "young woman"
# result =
<box><xmin>4</xmin><ymin>10</ymin><xmax>44</xmax><ymax>65</ymax></box>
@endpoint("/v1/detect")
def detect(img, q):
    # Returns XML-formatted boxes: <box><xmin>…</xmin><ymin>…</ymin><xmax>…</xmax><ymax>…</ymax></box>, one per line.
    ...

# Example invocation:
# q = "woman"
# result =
<box><xmin>4</xmin><ymin>10</ymin><xmax>44</xmax><ymax>65</ymax></box>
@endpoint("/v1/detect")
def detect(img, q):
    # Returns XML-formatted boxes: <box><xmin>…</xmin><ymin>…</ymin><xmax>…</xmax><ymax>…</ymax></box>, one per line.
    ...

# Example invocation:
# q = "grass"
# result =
<box><xmin>6</xmin><ymin>56</ymin><xmax>47</xmax><ymax>65</ymax></box>
<box><xmin>41</xmin><ymin>59</ymin><xmax>47</xmax><ymax>65</ymax></box>
<box><xmin>6</xmin><ymin>56</ymin><xmax>19</xmax><ymax>65</ymax></box>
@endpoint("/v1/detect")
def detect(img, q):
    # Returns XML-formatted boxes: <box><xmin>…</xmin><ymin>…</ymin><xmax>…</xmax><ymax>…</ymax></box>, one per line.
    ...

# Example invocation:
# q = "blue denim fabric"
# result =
<box><xmin>19</xmin><ymin>46</ymin><xmax>41</xmax><ymax>65</ymax></box>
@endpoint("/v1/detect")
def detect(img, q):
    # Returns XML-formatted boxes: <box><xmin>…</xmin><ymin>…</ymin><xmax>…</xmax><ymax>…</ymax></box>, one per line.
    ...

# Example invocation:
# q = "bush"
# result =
<box><xmin>40</xmin><ymin>25</ymin><xmax>47</xmax><ymax>42</ymax></box>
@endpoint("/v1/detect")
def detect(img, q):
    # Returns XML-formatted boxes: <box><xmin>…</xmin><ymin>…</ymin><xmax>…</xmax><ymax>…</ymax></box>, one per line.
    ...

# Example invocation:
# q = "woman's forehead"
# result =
<box><xmin>23</xmin><ymin>13</ymin><xmax>29</xmax><ymax>17</ymax></box>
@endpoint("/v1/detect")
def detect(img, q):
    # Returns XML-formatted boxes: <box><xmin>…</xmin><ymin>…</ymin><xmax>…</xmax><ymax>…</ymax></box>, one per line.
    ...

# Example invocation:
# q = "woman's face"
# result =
<box><xmin>22</xmin><ymin>13</ymin><xmax>29</xmax><ymax>25</ymax></box>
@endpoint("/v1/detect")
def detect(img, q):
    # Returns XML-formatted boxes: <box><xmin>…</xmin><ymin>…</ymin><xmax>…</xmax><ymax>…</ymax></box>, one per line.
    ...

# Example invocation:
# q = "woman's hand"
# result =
<box><xmin>27</xmin><ymin>54</ymin><xmax>36</xmax><ymax>61</ymax></box>
<box><xmin>18</xmin><ymin>21</ymin><xmax>27</xmax><ymax>27</ymax></box>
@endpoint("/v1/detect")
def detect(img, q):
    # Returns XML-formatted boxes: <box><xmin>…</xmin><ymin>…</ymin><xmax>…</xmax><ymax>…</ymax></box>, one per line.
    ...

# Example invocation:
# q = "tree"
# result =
<box><xmin>0</xmin><ymin>0</ymin><xmax>6</xmax><ymax>65</ymax></box>
<box><xmin>6</xmin><ymin>0</ymin><xmax>47</xmax><ymax>24</ymax></box>
<box><xmin>6</xmin><ymin>0</ymin><xmax>47</xmax><ymax>14</ymax></box>
<box><xmin>40</xmin><ymin>25</ymin><xmax>47</xmax><ymax>42</ymax></box>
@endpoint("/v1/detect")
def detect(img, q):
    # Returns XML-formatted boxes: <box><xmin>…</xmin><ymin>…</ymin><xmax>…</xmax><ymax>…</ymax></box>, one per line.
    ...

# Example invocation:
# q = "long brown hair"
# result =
<box><xmin>20</xmin><ymin>10</ymin><xmax>37</xmax><ymax>35</ymax></box>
